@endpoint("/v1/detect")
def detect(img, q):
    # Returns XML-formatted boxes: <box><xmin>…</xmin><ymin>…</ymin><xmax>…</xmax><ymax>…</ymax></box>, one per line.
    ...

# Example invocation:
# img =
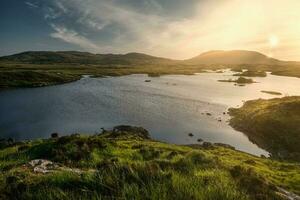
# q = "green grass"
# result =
<box><xmin>229</xmin><ymin>96</ymin><xmax>300</xmax><ymax>162</ymax></box>
<box><xmin>0</xmin><ymin>126</ymin><xmax>299</xmax><ymax>199</ymax></box>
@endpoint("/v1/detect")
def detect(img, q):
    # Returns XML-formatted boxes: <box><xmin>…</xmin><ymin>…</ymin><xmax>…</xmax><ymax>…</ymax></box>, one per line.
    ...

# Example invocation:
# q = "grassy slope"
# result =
<box><xmin>0</xmin><ymin>127</ymin><xmax>299</xmax><ymax>200</ymax></box>
<box><xmin>229</xmin><ymin>96</ymin><xmax>300</xmax><ymax>162</ymax></box>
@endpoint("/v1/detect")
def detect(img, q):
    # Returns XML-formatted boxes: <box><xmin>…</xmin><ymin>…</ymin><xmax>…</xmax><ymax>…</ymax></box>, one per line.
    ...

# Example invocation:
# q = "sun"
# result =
<box><xmin>269</xmin><ymin>35</ymin><xmax>279</xmax><ymax>47</ymax></box>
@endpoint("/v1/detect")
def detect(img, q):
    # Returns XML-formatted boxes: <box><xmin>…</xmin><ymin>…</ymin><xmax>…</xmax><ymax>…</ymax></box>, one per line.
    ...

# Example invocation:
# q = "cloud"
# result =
<box><xmin>50</xmin><ymin>24</ymin><xmax>101</xmax><ymax>52</ymax></box>
<box><xmin>36</xmin><ymin>0</ymin><xmax>300</xmax><ymax>60</ymax></box>
<box><xmin>25</xmin><ymin>1</ymin><xmax>38</xmax><ymax>9</ymax></box>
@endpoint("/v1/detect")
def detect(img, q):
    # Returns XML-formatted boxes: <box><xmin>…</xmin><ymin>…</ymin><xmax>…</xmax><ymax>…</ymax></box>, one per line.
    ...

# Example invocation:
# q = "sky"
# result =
<box><xmin>1</xmin><ymin>0</ymin><xmax>300</xmax><ymax>60</ymax></box>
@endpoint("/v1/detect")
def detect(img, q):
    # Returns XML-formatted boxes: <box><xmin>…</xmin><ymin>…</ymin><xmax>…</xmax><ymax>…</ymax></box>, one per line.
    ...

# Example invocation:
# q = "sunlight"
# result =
<box><xmin>269</xmin><ymin>35</ymin><xmax>279</xmax><ymax>48</ymax></box>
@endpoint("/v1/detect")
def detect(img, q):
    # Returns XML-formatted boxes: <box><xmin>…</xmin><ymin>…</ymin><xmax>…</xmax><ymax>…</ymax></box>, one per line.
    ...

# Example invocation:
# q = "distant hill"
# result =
<box><xmin>186</xmin><ymin>50</ymin><xmax>286</xmax><ymax>65</ymax></box>
<box><xmin>1</xmin><ymin>50</ymin><xmax>299</xmax><ymax>66</ymax></box>
<box><xmin>0</xmin><ymin>51</ymin><xmax>174</xmax><ymax>65</ymax></box>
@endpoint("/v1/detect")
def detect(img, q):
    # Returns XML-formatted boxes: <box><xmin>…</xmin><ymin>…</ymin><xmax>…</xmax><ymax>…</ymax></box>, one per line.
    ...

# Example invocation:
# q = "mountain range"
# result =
<box><xmin>0</xmin><ymin>50</ymin><xmax>297</xmax><ymax>65</ymax></box>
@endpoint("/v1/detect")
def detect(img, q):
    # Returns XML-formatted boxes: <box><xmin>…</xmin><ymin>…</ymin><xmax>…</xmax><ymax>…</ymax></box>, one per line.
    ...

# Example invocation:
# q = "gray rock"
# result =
<box><xmin>29</xmin><ymin>159</ymin><xmax>57</xmax><ymax>174</ymax></box>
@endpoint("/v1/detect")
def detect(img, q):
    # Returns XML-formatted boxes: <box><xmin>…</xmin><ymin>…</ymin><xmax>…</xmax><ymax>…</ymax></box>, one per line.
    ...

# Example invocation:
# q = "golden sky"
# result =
<box><xmin>2</xmin><ymin>0</ymin><xmax>300</xmax><ymax>60</ymax></box>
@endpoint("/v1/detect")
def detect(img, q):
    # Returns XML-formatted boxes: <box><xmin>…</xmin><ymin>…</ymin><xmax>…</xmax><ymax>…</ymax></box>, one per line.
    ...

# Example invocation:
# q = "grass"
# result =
<box><xmin>0</xmin><ymin>126</ymin><xmax>299</xmax><ymax>199</ymax></box>
<box><xmin>229</xmin><ymin>96</ymin><xmax>300</xmax><ymax>162</ymax></box>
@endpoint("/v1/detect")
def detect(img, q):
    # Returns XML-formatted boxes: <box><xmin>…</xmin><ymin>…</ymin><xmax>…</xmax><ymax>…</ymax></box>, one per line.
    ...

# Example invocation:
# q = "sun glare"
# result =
<box><xmin>269</xmin><ymin>35</ymin><xmax>279</xmax><ymax>48</ymax></box>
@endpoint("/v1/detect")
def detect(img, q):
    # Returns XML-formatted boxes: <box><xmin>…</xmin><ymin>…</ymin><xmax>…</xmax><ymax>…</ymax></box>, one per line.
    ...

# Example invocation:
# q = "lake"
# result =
<box><xmin>1</xmin><ymin>70</ymin><xmax>300</xmax><ymax>156</ymax></box>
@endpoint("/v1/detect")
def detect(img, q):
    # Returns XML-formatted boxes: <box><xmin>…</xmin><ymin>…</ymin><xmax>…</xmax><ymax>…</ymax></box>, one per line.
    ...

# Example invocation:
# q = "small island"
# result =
<box><xmin>218</xmin><ymin>77</ymin><xmax>256</xmax><ymax>84</ymax></box>
<box><xmin>261</xmin><ymin>90</ymin><xmax>282</xmax><ymax>95</ymax></box>
<box><xmin>233</xmin><ymin>70</ymin><xmax>267</xmax><ymax>77</ymax></box>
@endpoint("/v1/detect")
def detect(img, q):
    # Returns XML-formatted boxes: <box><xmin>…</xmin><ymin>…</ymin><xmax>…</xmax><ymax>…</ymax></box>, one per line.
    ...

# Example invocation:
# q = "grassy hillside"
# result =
<box><xmin>0</xmin><ymin>51</ymin><xmax>174</xmax><ymax>65</ymax></box>
<box><xmin>229</xmin><ymin>96</ymin><xmax>300</xmax><ymax>162</ymax></box>
<box><xmin>0</xmin><ymin>126</ymin><xmax>299</xmax><ymax>200</ymax></box>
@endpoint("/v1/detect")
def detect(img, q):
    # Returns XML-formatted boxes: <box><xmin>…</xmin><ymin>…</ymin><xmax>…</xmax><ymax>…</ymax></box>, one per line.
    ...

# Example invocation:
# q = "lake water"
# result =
<box><xmin>1</xmin><ymin>70</ymin><xmax>300</xmax><ymax>156</ymax></box>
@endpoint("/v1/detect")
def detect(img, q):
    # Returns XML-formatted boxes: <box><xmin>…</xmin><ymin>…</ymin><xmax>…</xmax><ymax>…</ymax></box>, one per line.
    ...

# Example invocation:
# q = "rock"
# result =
<box><xmin>202</xmin><ymin>142</ymin><xmax>213</xmax><ymax>148</ymax></box>
<box><xmin>188</xmin><ymin>133</ymin><xmax>194</xmax><ymax>137</ymax></box>
<box><xmin>145</xmin><ymin>80</ymin><xmax>151</xmax><ymax>82</ymax></box>
<box><xmin>29</xmin><ymin>159</ymin><xmax>57</xmax><ymax>174</ymax></box>
<box><xmin>197</xmin><ymin>138</ymin><xmax>203</xmax><ymax>142</ymax></box>
<box><xmin>206</xmin><ymin>113</ymin><xmax>212</xmax><ymax>116</ymax></box>
<box><xmin>51</xmin><ymin>133</ymin><xmax>59</xmax><ymax>138</ymax></box>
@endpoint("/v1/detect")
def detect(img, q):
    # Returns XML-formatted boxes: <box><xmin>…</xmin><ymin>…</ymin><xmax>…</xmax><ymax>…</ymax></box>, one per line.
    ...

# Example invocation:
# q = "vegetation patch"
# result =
<box><xmin>229</xmin><ymin>96</ymin><xmax>300</xmax><ymax>162</ymax></box>
<box><xmin>0</xmin><ymin>126</ymin><xmax>299</xmax><ymax>199</ymax></box>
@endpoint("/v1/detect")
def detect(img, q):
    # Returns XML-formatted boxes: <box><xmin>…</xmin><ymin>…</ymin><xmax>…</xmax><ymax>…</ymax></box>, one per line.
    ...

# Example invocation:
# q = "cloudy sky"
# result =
<box><xmin>1</xmin><ymin>0</ymin><xmax>300</xmax><ymax>60</ymax></box>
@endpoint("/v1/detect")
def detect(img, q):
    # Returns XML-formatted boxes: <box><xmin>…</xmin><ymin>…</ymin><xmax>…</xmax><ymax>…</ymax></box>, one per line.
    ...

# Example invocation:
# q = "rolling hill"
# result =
<box><xmin>1</xmin><ymin>50</ymin><xmax>300</xmax><ymax>89</ymax></box>
<box><xmin>186</xmin><ymin>50</ymin><xmax>285</xmax><ymax>65</ymax></box>
<box><xmin>0</xmin><ymin>51</ymin><xmax>175</xmax><ymax>65</ymax></box>
<box><xmin>1</xmin><ymin>50</ymin><xmax>298</xmax><ymax>66</ymax></box>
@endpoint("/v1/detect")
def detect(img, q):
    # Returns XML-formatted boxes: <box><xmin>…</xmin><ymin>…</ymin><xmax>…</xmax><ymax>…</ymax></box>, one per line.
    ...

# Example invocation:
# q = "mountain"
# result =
<box><xmin>186</xmin><ymin>50</ymin><xmax>284</xmax><ymax>65</ymax></box>
<box><xmin>0</xmin><ymin>51</ymin><xmax>174</xmax><ymax>65</ymax></box>
<box><xmin>1</xmin><ymin>50</ymin><xmax>299</xmax><ymax>66</ymax></box>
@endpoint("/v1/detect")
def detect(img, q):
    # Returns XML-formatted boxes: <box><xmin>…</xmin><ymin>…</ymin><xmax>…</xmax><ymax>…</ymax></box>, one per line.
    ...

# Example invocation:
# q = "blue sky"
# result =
<box><xmin>1</xmin><ymin>0</ymin><xmax>300</xmax><ymax>60</ymax></box>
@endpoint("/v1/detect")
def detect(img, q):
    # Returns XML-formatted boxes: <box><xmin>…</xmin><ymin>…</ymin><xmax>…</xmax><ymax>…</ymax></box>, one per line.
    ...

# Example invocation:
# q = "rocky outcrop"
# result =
<box><xmin>28</xmin><ymin>159</ymin><xmax>58</xmax><ymax>174</ymax></box>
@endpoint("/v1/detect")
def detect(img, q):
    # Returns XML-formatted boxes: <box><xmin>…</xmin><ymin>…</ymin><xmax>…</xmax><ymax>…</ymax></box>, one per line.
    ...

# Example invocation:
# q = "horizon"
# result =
<box><xmin>1</xmin><ymin>49</ymin><xmax>298</xmax><ymax>62</ymax></box>
<box><xmin>1</xmin><ymin>0</ymin><xmax>300</xmax><ymax>60</ymax></box>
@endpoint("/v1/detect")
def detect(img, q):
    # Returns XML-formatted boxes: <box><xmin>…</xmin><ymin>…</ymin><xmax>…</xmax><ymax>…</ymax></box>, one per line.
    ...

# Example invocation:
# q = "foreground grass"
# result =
<box><xmin>229</xmin><ymin>96</ymin><xmax>300</xmax><ymax>162</ymax></box>
<box><xmin>0</xmin><ymin>126</ymin><xmax>299</xmax><ymax>199</ymax></box>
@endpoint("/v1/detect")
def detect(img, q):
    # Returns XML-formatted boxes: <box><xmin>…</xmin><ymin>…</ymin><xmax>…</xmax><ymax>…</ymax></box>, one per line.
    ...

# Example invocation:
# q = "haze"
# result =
<box><xmin>1</xmin><ymin>0</ymin><xmax>300</xmax><ymax>60</ymax></box>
